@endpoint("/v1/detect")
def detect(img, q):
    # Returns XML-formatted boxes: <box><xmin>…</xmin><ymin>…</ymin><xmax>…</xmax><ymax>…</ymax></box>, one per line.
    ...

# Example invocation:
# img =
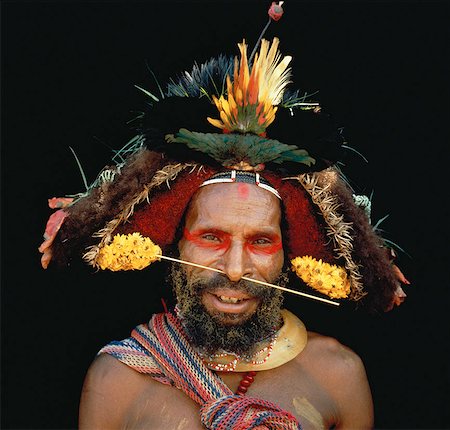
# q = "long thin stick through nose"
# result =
<box><xmin>157</xmin><ymin>254</ymin><xmax>340</xmax><ymax>306</ymax></box>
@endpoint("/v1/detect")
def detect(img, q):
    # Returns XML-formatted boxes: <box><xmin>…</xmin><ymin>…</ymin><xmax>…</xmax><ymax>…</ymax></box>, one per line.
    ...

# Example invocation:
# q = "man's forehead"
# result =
<box><xmin>199</xmin><ymin>170</ymin><xmax>282</xmax><ymax>200</ymax></box>
<box><xmin>237</xmin><ymin>182</ymin><xmax>250</xmax><ymax>200</ymax></box>
<box><xmin>187</xmin><ymin>182</ymin><xmax>282</xmax><ymax>224</ymax></box>
<box><xmin>193</xmin><ymin>181</ymin><xmax>279</xmax><ymax>205</ymax></box>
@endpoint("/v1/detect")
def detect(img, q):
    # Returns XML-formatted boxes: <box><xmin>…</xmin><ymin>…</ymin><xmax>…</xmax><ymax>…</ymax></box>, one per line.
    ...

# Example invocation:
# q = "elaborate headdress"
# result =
<box><xmin>39</xmin><ymin>2</ymin><xmax>408</xmax><ymax>313</ymax></box>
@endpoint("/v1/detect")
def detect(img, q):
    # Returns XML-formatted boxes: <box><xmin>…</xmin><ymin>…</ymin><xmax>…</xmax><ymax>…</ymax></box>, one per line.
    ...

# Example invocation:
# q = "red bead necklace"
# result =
<box><xmin>236</xmin><ymin>370</ymin><xmax>257</xmax><ymax>395</ymax></box>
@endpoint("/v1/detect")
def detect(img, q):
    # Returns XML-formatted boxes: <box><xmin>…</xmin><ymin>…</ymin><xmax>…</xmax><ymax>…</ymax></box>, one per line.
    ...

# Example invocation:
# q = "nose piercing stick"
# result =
<box><xmin>157</xmin><ymin>254</ymin><xmax>339</xmax><ymax>306</ymax></box>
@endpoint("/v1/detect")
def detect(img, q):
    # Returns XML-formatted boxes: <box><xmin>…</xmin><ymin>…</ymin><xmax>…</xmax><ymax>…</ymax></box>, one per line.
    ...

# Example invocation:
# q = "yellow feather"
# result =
<box><xmin>221</xmin><ymin>97</ymin><xmax>232</xmax><ymax>117</ymax></box>
<box><xmin>212</xmin><ymin>95</ymin><xmax>222</xmax><ymax>110</ymax></box>
<box><xmin>235</xmin><ymin>87</ymin><xmax>243</xmax><ymax>106</ymax></box>
<box><xmin>207</xmin><ymin>117</ymin><xmax>225</xmax><ymax>129</ymax></box>
<box><xmin>265</xmin><ymin>107</ymin><xmax>277</xmax><ymax>126</ymax></box>
<box><xmin>253</xmin><ymin>38</ymin><xmax>291</xmax><ymax>106</ymax></box>
<box><xmin>266</xmin><ymin>56</ymin><xmax>292</xmax><ymax>104</ymax></box>
<box><xmin>228</xmin><ymin>92</ymin><xmax>238</xmax><ymax>119</ymax></box>
<box><xmin>263</xmin><ymin>99</ymin><xmax>273</xmax><ymax>115</ymax></box>
<box><xmin>226</xmin><ymin>75</ymin><xmax>233</xmax><ymax>97</ymax></box>
<box><xmin>238</xmin><ymin>40</ymin><xmax>250</xmax><ymax>95</ymax></box>
<box><xmin>208</xmin><ymin>37</ymin><xmax>292</xmax><ymax>133</ymax></box>
<box><xmin>233</xmin><ymin>57</ymin><xmax>239</xmax><ymax>85</ymax></box>
<box><xmin>219</xmin><ymin>110</ymin><xmax>231</xmax><ymax>127</ymax></box>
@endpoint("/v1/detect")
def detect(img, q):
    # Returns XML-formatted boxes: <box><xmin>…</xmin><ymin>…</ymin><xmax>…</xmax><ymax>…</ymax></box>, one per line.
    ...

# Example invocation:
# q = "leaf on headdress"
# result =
<box><xmin>270</xmin><ymin>148</ymin><xmax>315</xmax><ymax>165</ymax></box>
<box><xmin>167</xmin><ymin>128</ymin><xmax>315</xmax><ymax>167</ymax></box>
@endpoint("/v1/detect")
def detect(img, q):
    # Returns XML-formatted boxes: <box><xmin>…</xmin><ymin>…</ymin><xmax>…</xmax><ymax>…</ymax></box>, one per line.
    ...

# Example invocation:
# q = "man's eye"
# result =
<box><xmin>202</xmin><ymin>234</ymin><xmax>220</xmax><ymax>242</ymax></box>
<box><xmin>252</xmin><ymin>238</ymin><xmax>271</xmax><ymax>245</ymax></box>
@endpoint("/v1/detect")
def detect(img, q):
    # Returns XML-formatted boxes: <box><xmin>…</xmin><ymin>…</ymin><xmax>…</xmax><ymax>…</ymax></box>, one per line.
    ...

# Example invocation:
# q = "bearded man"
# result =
<box><xmin>39</xmin><ymin>34</ymin><xmax>408</xmax><ymax>430</ymax></box>
<box><xmin>76</xmin><ymin>176</ymin><xmax>375</xmax><ymax>429</ymax></box>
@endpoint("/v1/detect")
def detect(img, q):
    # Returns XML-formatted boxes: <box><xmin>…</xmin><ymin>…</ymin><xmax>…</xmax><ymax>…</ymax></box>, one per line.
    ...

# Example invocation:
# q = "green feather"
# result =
<box><xmin>167</xmin><ymin>128</ymin><xmax>315</xmax><ymax>167</ymax></box>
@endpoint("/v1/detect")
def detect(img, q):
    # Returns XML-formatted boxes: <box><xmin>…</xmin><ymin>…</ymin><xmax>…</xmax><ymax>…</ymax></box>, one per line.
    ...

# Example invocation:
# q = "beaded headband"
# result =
<box><xmin>200</xmin><ymin>171</ymin><xmax>282</xmax><ymax>200</ymax></box>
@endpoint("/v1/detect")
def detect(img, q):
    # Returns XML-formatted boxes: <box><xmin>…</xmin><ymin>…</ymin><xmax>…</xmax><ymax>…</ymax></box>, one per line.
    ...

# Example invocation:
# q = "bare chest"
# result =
<box><xmin>125</xmin><ymin>368</ymin><xmax>336</xmax><ymax>430</ymax></box>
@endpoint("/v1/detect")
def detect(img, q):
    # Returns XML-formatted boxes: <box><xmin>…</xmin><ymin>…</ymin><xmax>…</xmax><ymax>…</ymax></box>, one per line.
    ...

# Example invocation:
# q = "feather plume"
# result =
<box><xmin>207</xmin><ymin>38</ymin><xmax>292</xmax><ymax>135</ymax></box>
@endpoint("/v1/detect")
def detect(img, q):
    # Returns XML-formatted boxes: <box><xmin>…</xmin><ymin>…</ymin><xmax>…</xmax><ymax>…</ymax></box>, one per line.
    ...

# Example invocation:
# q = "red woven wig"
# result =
<box><xmin>113</xmin><ymin>167</ymin><xmax>335</xmax><ymax>264</ymax></box>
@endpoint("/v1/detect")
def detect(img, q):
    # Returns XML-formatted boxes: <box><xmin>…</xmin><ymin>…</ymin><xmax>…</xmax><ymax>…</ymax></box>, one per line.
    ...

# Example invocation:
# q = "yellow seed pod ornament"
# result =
<box><xmin>291</xmin><ymin>256</ymin><xmax>351</xmax><ymax>299</ymax></box>
<box><xmin>96</xmin><ymin>233</ymin><xmax>162</xmax><ymax>271</ymax></box>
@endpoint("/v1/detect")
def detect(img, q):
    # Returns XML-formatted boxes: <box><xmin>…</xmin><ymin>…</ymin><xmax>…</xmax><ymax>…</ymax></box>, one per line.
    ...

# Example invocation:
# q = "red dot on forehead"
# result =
<box><xmin>237</xmin><ymin>183</ymin><xmax>250</xmax><ymax>199</ymax></box>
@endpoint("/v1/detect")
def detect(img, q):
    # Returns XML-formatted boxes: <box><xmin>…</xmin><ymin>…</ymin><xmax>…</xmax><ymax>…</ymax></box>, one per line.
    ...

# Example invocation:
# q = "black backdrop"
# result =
<box><xmin>2</xmin><ymin>1</ymin><xmax>449</xmax><ymax>429</ymax></box>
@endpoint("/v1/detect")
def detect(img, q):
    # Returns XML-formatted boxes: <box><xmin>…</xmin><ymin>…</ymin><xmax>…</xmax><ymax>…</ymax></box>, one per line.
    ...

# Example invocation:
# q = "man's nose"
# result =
<box><xmin>222</xmin><ymin>241</ymin><xmax>251</xmax><ymax>283</ymax></box>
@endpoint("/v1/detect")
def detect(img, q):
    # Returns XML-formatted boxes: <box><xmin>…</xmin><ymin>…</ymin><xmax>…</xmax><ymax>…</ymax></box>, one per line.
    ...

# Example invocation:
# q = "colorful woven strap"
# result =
<box><xmin>98</xmin><ymin>336</ymin><xmax>173</xmax><ymax>386</ymax></box>
<box><xmin>200</xmin><ymin>395</ymin><xmax>301</xmax><ymax>430</ymax></box>
<box><xmin>99</xmin><ymin>312</ymin><xmax>301</xmax><ymax>429</ymax></box>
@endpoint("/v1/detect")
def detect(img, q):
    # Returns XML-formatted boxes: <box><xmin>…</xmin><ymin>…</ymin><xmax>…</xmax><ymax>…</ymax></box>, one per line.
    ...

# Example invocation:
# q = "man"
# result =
<box><xmin>39</xmin><ymin>34</ymin><xmax>407</xmax><ymax>429</ymax></box>
<box><xmin>78</xmin><ymin>179</ymin><xmax>373</xmax><ymax>429</ymax></box>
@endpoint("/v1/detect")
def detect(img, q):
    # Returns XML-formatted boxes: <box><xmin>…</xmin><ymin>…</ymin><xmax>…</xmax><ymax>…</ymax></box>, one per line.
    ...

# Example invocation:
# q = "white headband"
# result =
<box><xmin>199</xmin><ymin>170</ymin><xmax>282</xmax><ymax>200</ymax></box>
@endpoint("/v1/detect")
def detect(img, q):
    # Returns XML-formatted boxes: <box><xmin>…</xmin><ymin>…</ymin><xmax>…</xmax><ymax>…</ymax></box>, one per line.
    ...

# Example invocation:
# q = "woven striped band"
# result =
<box><xmin>200</xmin><ymin>170</ymin><xmax>282</xmax><ymax>200</ymax></box>
<box><xmin>99</xmin><ymin>312</ymin><xmax>301</xmax><ymax>429</ymax></box>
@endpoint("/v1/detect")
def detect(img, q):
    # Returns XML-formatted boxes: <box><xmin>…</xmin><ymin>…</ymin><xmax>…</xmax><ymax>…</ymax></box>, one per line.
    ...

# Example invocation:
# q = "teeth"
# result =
<box><xmin>219</xmin><ymin>296</ymin><xmax>241</xmax><ymax>304</ymax></box>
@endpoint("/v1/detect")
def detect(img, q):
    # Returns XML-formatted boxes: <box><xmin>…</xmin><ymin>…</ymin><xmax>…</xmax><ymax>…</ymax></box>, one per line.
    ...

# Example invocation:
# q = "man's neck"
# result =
<box><xmin>196</xmin><ymin>309</ymin><xmax>307</xmax><ymax>372</ymax></box>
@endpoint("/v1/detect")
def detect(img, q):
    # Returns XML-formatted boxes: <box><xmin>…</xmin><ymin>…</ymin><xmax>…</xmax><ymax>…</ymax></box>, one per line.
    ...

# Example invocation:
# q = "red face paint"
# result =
<box><xmin>245</xmin><ymin>234</ymin><xmax>283</xmax><ymax>255</ymax></box>
<box><xmin>183</xmin><ymin>228</ymin><xmax>231</xmax><ymax>251</ymax></box>
<box><xmin>237</xmin><ymin>183</ymin><xmax>249</xmax><ymax>199</ymax></box>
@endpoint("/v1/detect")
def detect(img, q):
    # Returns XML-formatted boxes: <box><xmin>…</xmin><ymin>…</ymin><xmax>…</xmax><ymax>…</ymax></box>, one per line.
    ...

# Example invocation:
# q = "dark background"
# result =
<box><xmin>2</xmin><ymin>1</ymin><xmax>449</xmax><ymax>429</ymax></box>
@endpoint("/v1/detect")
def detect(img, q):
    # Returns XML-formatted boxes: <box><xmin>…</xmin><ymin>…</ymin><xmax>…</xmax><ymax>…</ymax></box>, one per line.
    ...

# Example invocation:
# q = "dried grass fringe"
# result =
<box><xmin>290</xmin><ymin>168</ymin><xmax>366</xmax><ymax>301</ymax></box>
<box><xmin>83</xmin><ymin>163</ymin><xmax>365</xmax><ymax>301</ymax></box>
<box><xmin>82</xmin><ymin>162</ymin><xmax>198</xmax><ymax>267</ymax></box>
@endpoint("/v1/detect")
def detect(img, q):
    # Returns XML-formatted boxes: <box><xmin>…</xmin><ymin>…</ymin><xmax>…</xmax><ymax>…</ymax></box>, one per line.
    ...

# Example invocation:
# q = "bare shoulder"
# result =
<box><xmin>304</xmin><ymin>331</ymin><xmax>366</xmax><ymax>376</ymax></box>
<box><xmin>79</xmin><ymin>353</ymin><xmax>205</xmax><ymax>429</ymax></box>
<box><xmin>82</xmin><ymin>352</ymin><xmax>144</xmax><ymax>388</ymax></box>
<box><xmin>298</xmin><ymin>331</ymin><xmax>374</xmax><ymax>429</ymax></box>
<box><xmin>81</xmin><ymin>353</ymin><xmax>149</xmax><ymax>400</ymax></box>
<box><xmin>78</xmin><ymin>353</ymin><xmax>155</xmax><ymax>429</ymax></box>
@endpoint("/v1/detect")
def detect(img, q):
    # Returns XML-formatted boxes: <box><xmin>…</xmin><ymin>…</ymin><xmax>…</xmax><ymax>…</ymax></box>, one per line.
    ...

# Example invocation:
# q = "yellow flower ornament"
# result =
<box><xmin>291</xmin><ymin>256</ymin><xmax>351</xmax><ymax>299</ymax></box>
<box><xmin>96</xmin><ymin>233</ymin><xmax>162</xmax><ymax>271</ymax></box>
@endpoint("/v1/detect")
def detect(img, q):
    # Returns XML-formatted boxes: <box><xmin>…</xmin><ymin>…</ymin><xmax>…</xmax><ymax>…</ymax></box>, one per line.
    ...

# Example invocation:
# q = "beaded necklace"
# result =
<box><xmin>199</xmin><ymin>333</ymin><xmax>277</xmax><ymax>396</ymax></box>
<box><xmin>236</xmin><ymin>370</ymin><xmax>257</xmax><ymax>395</ymax></box>
<box><xmin>194</xmin><ymin>310</ymin><xmax>307</xmax><ymax>374</ymax></box>
<box><xmin>197</xmin><ymin>309</ymin><xmax>308</xmax><ymax>395</ymax></box>
<box><xmin>199</xmin><ymin>334</ymin><xmax>277</xmax><ymax>372</ymax></box>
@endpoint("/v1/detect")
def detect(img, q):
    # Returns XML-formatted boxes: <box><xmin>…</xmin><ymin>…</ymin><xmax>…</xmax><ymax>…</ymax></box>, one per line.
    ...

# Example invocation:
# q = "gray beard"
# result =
<box><xmin>169</xmin><ymin>263</ymin><xmax>287</xmax><ymax>357</ymax></box>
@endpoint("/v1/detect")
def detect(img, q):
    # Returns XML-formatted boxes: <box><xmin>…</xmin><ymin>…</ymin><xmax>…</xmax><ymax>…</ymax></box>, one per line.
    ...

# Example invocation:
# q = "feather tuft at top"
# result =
<box><xmin>207</xmin><ymin>38</ymin><xmax>292</xmax><ymax>135</ymax></box>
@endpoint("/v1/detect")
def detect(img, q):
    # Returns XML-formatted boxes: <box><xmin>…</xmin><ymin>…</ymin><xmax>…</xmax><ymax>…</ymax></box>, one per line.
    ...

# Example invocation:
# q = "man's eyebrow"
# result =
<box><xmin>187</xmin><ymin>228</ymin><xmax>228</xmax><ymax>236</ymax></box>
<box><xmin>247</xmin><ymin>232</ymin><xmax>281</xmax><ymax>242</ymax></box>
<box><xmin>183</xmin><ymin>228</ymin><xmax>231</xmax><ymax>249</ymax></box>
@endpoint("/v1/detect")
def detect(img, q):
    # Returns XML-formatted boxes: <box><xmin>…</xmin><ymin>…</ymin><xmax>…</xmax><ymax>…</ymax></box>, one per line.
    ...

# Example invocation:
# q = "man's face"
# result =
<box><xmin>178</xmin><ymin>182</ymin><xmax>284</xmax><ymax>326</ymax></box>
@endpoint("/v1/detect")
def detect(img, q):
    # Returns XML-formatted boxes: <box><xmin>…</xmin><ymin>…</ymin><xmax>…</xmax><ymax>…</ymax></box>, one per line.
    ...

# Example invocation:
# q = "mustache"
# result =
<box><xmin>189</xmin><ymin>274</ymin><xmax>274</xmax><ymax>299</ymax></box>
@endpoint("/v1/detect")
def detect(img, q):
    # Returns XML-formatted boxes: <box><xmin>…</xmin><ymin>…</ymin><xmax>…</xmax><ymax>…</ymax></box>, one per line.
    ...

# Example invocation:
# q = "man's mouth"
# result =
<box><xmin>202</xmin><ymin>289</ymin><xmax>260</xmax><ymax>316</ymax></box>
<box><xmin>217</xmin><ymin>295</ymin><xmax>244</xmax><ymax>304</ymax></box>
